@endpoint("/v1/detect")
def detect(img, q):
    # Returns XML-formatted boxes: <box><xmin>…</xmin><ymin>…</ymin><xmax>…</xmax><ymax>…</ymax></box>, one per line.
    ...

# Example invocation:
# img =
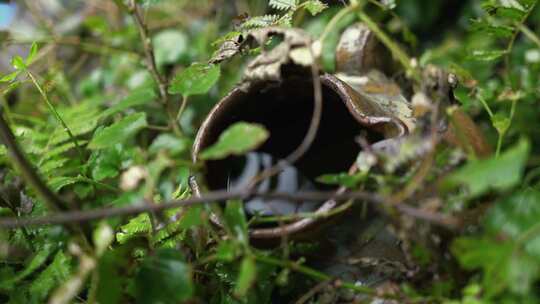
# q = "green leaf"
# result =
<box><xmin>48</xmin><ymin>176</ymin><xmax>80</xmax><ymax>192</ymax></box>
<box><xmin>453</xmin><ymin>189</ymin><xmax>540</xmax><ymax>296</ymax></box>
<box><xmin>507</xmin><ymin>254</ymin><xmax>539</xmax><ymax>295</ymax></box>
<box><xmin>49</xmin><ymin>102</ymin><xmax>102</xmax><ymax>145</ymax></box>
<box><xmin>304</xmin><ymin>0</ymin><xmax>327</xmax><ymax>15</ymax></box>
<box><xmin>135</xmin><ymin>249</ymin><xmax>193</xmax><ymax>304</ymax></box>
<box><xmin>100</xmin><ymin>88</ymin><xmax>156</xmax><ymax>119</ymax></box>
<box><xmin>149</xmin><ymin>133</ymin><xmax>190</xmax><ymax>156</ymax></box>
<box><xmin>491</xmin><ymin>7</ymin><xmax>526</xmax><ymax>20</ymax></box>
<box><xmin>215</xmin><ymin>241</ymin><xmax>238</xmax><ymax>262</ymax></box>
<box><xmin>269</xmin><ymin>0</ymin><xmax>296</xmax><ymax>11</ymax></box>
<box><xmin>224</xmin><ymin>200</ymin><xmax>248</xmax><ymax>244</ymax></box>
<box><xmin>0</xmin><ymin>71</ymin><xmax>20</xmax><ymax>83</ymax></box>
<box><xmin>89</xmin><ymin>113</ymin><xmax>148</xmax><ymax>149</ymax></box>
<box><xmin>89</xmin><ymin>145</ymin><xmax>125</xmax><ymax>181</ymax></box>
<box><xmin>116</xmin><ymin>213</ymin><xmax>152</xmax><ymax>244</ymax></box>
<box><xmin>234</xmin><ymin>256</ymin><xmax>257</xmax><ymax>297</ymax></box>
<box><xmin>471</xmin><ymin>19</ymin><xmax>514</xmax><ymax>38</ymax></box>
<box><xmin>0</xmin><ymin>245</ymin><xmax>53</xmax><ymax>289</ymax></box>
<box><xmin>26</xmin><ymin>42</ymin><xmax>38</xmax><ymax>65</ymax></box>
<box><xmin>11</xmin><ymin>55</ymin><xmax>26</xmax><ymax>70</ymax></box>
<box><xmin>317</xmin><ymin>172</ymin><xmax>367</xmax><ymax>188</ymax></box>
<box><xmin>444</xmin><ymin>138</ymin><xmax>529</xmax><ymax>198</ymax></box>
<box><xmin>153</xmin><ymin>30</ymin><xmax>187</xmax><ymax>67</ymax></box>
<box><xmin>152</xmin><ymin>205</ymin><xmax>206</xmax><ymax>246</ymax></box>
<box><xmin>199</xmin><ymin>122</ymin><xmax>269</xmax><ymax>160</ymax></box>
<box><xmin>452</xmin><ymin>237</ymin><xmax>513</xmax><ymax>296</ymax></box>
<box><xmin>499</xmin><ymin>0</ymin><xmax>526</xmax><ymax>11</ymax></box>
<box><xmin>469</xmin><ymin>49</ymin><xmax>508</xmax><ymax>61</ymax></box>
<box><xmin>39</xmin><ymin>140</ymin><xmax>88</xmax><ymax>163</ymax></box>
<box><xmin>495</xmin><ymin>191</ymin><xmax>540</xmax><ymax>295</ymax></box>
<box><xmin>452</xmin><ymin>237</ymin><xmax>512</xmax><ymax>270</ymax></box>
<box><xmin>484</xmin><ymin>189</ymin><xmax>540</xmax><ymax>255</ymax></box>
<box><xmin>177</xmin><ymin>205</ymin><xmax>205</xmax><ymax>230</ymax></box>
<box><xmin>492</xmin><ymin>112</ymin><xmax>511</xmax><ymax>135</ymax></box>
<box><xmin>95</xmin><ymin>248</ymin><xmax>129</xmax><ymax>304</ymax></box>
<box><xmin>168</xmin><ymin>63</ymin><xmax>220</xmax><ymax>96</ymax></box>
<box><xmin>29</xmin><ymin>251</ymin><xmax>72</xmax><ymax>302</ymax></box>
<box><xmin>240</xmin><ymin>15</ymin><xmax>281</xmax><ymax>29</ymax></box>
<box><xmin>40</xmin><ymin>158</ymin><xmax>69</xmax><ymax>175</ymax></box>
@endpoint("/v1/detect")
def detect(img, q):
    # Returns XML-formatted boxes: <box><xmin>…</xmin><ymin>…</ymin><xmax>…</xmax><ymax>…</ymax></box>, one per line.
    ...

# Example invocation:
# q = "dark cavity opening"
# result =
<box><xmin>201</xmin><ymin>77</ymin><xmax>383</xmax><ymax>192</ymax></box>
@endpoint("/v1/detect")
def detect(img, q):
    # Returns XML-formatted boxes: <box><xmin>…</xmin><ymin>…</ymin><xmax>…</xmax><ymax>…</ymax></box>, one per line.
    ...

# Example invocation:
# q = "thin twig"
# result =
<box><xmin>495</xmin><ymin>2</ymin><xmax>537</xmax><ymax>156</ymax></box>
<box><xmin>318</xmin><ymin>3</ymin><xmax>357</xmax><ymax>44</ymax></box>
<box><xmin>125</xmin><ymin>0</ymin><xmax>179</xmax><ymax>134</ymax></box>
<box><xmin>518</xmin><ymin>23</ymin><xmax>540</xmax><ymax>48</ymax></box>
<box><xmin>389</xmin><ymin>94</ymin><xmax>441</xmax><ymax>205</ymax></box>
<box><xmin>504</xmin><ymin>2</ymin><xmax>537</xmax><ymax>80</ymax></box>
<box><xmin>248</xmin><ymin>42</ymin><xmax>324</xmax><ymax>187</ymax></box>
<box><xmin>294</xmin><ymin>280</ymin><xmax>332</xmax><ymax>304</ymax></box>
<box><xmin>27</xmin><ymin>71</ymin><xmax>85</xmax><ymax>162</ymax></box>
<box><xmin>251</xmin><ymin>199</ymin><xmax>353</xmax><ymax>224</ymax></box>
<box><xmin>4</xmin><ymin>37</ymin><xmax>141</xmax><ymax>57</ymax></box>
<box><xmin>176</xmin><ymin>95</ymin><xmax>188</xmax><ymax>124</ymax></box>
<box><xmin>253</xmin><ymin>254</ymin><xmax>407</xmax><ymax>301</ymax></box>
<box><xmin>128</xmin><ymin>0</ymin><xmax>167</xmax><ymax>103</ymax></box>
<box><xmin>0</xmin><ymin>188</ymin><xmax>459</xmax><ymax>229</ymax></box>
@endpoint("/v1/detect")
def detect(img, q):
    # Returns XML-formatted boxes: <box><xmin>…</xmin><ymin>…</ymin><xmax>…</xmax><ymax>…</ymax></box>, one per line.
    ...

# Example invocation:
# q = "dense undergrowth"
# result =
<box><xmin>0</xmin><ymin>0</ymin><xmax>540</xmax><ymax>303</ymax></box>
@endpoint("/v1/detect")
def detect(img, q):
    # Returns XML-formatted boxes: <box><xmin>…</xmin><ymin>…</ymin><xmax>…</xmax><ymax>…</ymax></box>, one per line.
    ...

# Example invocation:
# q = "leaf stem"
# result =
<box><xmin>496</xmin><ymin>98</ymin><xmax>518</xmax><ymax>157</ymax></box>
<box><xmin>253</xmin><ymin>253</ymin><xmax>400</xmax><ymax>299</ymax></box>
<box><xmin>125</xmin><ymin>0</ymin><xmax>179</xmax><ymax>134</ymax></box>
<box><xmin>318</xmin><ymin>3</ymin><xmax>357</xmax><ymax>45</ymax></box>
<box><xmin>251</xmin><ymin>200</ymin><xmax>353</xmax><ymax>224</ymax></box>
<box><xmin>326</xmin><ymin>0</ymin><xmax>419</xmax><ymax>79</ymax></box>
<box><xmin>503</xmin><ymin>1</ymin><xmax>537</xmax><ymax>82</ymax></box>
<box><xmin>518</xmin><ymin>23</ymin><xmax>540</xmax><ymax>48</ymax></box>
<box><xmin>355</xmin><ymin>9</ymin><xmax>420</xmax><ymax>81</ymax></box>
<box><xmin>495</xmin><ymin>134</ymin><xmax>504</xmax><ymax>157</ymax></box>
<box><xmin>175</xmin><ymin>95</ymin><xmax>189</xmax><ymax>129</ymax></box>
<box><xmin>26</xmin><ymin>71</ymin><xmax>85</xmax><ymax>162</ymax></box>
<box><xmin>0</xmin><ymin>189</ymin><xmax>460</xmax><ymax>230</ymax></box>
<box><xmin>477</xmin><ymin>93</ymin><xmax>494</xmax><ymax>118</ymax></box>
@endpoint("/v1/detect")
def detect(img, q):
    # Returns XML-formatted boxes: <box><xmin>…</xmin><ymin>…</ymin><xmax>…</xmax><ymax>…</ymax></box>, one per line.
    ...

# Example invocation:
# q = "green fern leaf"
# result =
<box><xmin>116</xmin><ymin>213</ymin><xmax>152</xmax><ymax>244</ymax></box>
<box><xmin>29</xmin><ymin>251</ymin><xmax>72</xmax><ymax>301</ymax></box>
<box><xmin>40</xmin><ymin>158</ymin><xmax>69</xmax><ymax>175</ymax></box>
<box><xmin>276</xmin><ymin>11</ymin><xmax>294</xmax><ymax>27</ymax></box>
<box><xmin>38</xmin><ymin>140</ymin><xmax>88</xmax><ymax>163</ymax></box>
<box><xmin>269</xmin><ymin>0</ymin><xmax>297</xmax><ymax>11</ymax></box>
<box><xmin>240</xmin><ymin>15</ymin><xmax>280</xmax><ymax>29</ymax></box>
<box><xmin>48</xmin><ymin>176</ymin><xmax>81</xmax><ymax>192</ymax></box>
<box><xmin>0</xmin><ymin>245</ymin><xmax>53</xmax><ymax>289</ymax></box>
<box><xmin>304</xmin><ymin>0</ymin><xmax>327</xmax><ymax>15</ymax></box>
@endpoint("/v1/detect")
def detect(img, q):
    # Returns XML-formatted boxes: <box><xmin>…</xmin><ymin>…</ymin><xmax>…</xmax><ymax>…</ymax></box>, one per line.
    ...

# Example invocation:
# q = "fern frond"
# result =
<box><xmin>269</xmin><ymin>0</ymin><xmax>297</xmax><ymax>11</ymax></box>
<box><xmin>116</xmin><ymin>213</ymin><xmax>152</xmax><ymax>244</ymax></box>
<box><xmin>303</xmin><ymin>0</ymin><xmax>327</xmax><ymax>15</ymax></box>
<box><xmin>240</xmin><ymin>14</ymin><xmax>281</xmax><ymax>29</ymax></box>
<box><xmin>276</xmin><ymin>11</ymin><xmax>294</xmax><ymax>27</ymax></box>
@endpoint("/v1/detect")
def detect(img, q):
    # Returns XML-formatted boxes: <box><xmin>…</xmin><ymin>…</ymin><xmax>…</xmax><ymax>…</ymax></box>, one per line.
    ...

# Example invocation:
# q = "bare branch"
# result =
<box><xmin>0</xmin><ymin>188</ymin><xmax>458</xmax><ymax>230</ymax></box>
<box><xmin>125</xmin><ymin>0</ymin><xmax>178</xmax><ymax>132</ymax></box>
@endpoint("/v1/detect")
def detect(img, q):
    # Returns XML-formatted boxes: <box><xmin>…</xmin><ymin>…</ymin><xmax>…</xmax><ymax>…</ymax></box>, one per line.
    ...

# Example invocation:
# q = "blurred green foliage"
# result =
<box><xmin>0</xmin><ymin>0</ymin><xmax>539</xmax><ymax>303</ymax></box>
